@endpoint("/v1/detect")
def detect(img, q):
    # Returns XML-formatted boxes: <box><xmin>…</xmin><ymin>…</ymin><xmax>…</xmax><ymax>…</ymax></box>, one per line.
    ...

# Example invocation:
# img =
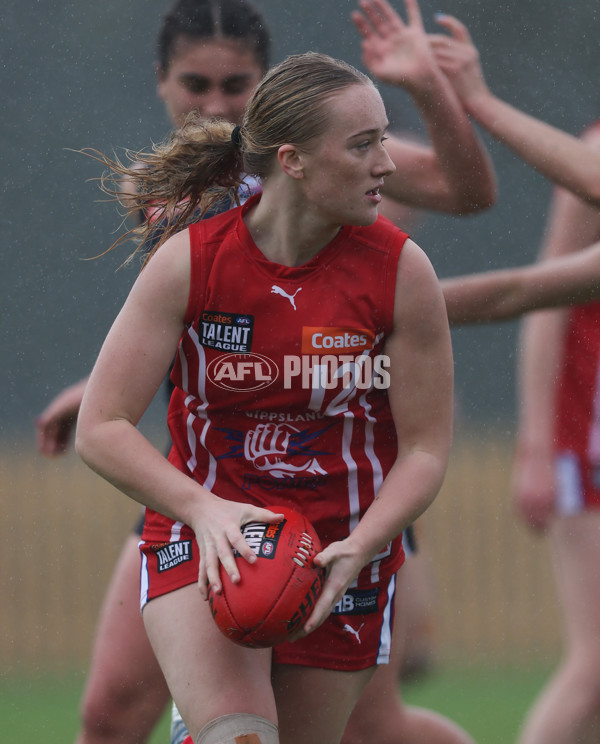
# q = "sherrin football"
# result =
<box><xmin>208</xmin><ymin>505</ymin><xmax>325</xmax><ymax>648</ymax></box>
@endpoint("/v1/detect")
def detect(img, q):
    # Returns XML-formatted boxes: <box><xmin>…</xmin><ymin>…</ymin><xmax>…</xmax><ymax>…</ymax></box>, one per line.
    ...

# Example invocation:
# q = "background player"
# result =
<box><xmin>511</xmin><ymin>123</ymin><xmax>600</xmax><ymax>744</ymax></box>
<box><xmin>36</xmin><ymin>3</ymin><xmax>270</xmax><ymax>742</ymax></box>
<box><xmin>428</xmin><ymin>12</ymin><xmax>600</xmax><ymax>744</ymax></box>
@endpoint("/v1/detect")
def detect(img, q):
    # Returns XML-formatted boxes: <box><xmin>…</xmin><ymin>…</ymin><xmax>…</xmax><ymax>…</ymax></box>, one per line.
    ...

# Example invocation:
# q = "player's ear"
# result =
<box><xmin>277</xmin><ymin>144</ymin><xmax>305</xmax><ymax>180</ymax></box>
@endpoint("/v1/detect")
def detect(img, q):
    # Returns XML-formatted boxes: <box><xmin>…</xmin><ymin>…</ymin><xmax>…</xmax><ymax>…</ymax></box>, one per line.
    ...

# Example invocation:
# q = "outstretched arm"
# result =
<box><xmin>352</xmin><ymin>0</ymin><xmax>496</xmax><ymax>213</ymax></box>
<box><xmin>442</xmin><ymin>241</ymin><xmax>600</xmax><ymax>325</ymax></box>
<box><xmin>430</xmin><ymin>14</ymin><xmax>600</xmax><ymax>206</ymax></box>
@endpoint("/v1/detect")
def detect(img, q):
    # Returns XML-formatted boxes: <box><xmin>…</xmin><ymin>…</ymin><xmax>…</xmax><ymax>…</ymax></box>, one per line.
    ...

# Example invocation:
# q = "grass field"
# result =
<box><xmin>1</xmin><ymin>664</ymin><xmax>550</xmax><ymax>743</ymax></box>
<box><xmin>402</xmin><ymin>665</ymin><xmax>550</xmax><ymax>743</ymax></box>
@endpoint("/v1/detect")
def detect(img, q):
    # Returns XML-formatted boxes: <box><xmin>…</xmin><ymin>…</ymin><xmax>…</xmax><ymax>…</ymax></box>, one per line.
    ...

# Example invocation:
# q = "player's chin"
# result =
<box><xmin>346</xmin><ymin>206</ymin><xmax>379</xmax><ymax>227</ymax></box>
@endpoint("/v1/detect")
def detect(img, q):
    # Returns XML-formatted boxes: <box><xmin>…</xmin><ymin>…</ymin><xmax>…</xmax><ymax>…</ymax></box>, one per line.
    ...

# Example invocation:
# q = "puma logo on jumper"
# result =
<box><xmin>271</xmin><ymin>285</ymin><xmax>302</xmax><ymax>310</ymax></box>
<box><xmin>343</xmin><ymin>622</ymin><xmax>365</xmax><ymax>644</ymax></box>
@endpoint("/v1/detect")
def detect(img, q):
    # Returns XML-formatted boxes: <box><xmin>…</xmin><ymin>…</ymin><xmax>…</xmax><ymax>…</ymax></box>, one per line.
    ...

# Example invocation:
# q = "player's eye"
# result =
<box><xmin>180</xmin><ymin>76</ymin><xmax>211</xmax><ymax>94</ymax></box>
<box><xmin>222</xmin><ymin>77</ymin><xmax>253</xmax><ymax>96</ymax></box>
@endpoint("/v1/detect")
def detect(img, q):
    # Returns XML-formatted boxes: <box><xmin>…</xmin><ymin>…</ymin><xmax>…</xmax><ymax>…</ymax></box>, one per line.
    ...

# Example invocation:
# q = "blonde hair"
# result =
<box><xmin>91</xmin><ymin>52</ymin><xmax>373</xmax><ymax>264</ymax></box>
<box><xmin>241</xmin><ymin>51</ymin><xmax>372</xmax><ymax>178</ymax></box>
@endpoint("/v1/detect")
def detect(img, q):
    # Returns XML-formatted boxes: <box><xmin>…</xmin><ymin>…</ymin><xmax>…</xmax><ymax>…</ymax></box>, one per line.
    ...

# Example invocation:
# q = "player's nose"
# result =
<box><xmin>200</xmin><ymin>91</ymin><xmax>231</xmax><ymax>118</ymax></box>
<box><xmin>375</xmin><ymin>145</ymin><xmax>395</xmax><ymax>177</ymax></box>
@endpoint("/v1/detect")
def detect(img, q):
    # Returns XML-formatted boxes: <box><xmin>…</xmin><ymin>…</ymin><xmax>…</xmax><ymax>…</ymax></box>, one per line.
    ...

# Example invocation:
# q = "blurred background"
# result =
<box><xmin>3</xmin><ymin>0</ymin><xmax>599</xmax><ymax>438</ymax></box>
<box><xmin>1</xmin><ymin>0</ymin><xmax>599</xmax><ymax>741</ymax></box>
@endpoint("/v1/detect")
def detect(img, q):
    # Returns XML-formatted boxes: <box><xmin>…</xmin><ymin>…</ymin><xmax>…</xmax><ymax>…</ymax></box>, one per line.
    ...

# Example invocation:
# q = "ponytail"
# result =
<box><xmin>85</xmin><ymin>114</ymin><xmax>246</xmax><ymax>265</ymax></box>
<box><xmin>86</xmin><ymin>52</ymin><xmax>373</xmax><ymax>267</ymax></box>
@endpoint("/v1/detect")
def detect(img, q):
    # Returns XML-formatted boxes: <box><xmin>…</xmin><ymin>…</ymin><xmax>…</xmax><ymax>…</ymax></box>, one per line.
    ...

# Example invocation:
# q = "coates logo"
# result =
<box><xmin>206</xmin><ymin>353</ymin><xmax>279</xmax><ymax>391</ymax></box>
<box><xmin>301</xmin><ymin>327</ymin><xmax>376</xmax><ymax>355</ymax></box>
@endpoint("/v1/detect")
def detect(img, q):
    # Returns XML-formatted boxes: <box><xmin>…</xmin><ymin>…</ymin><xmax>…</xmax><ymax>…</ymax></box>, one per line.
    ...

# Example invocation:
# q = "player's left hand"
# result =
<box><xmin>294</xmin><ymin>539</ymin><xmax>365</xmax><ymax>637</ymax></box>
<box><xmin>429</xmin><ymin>14</ymin><xmax>490</xmax><ymax>107</ymax></box>
<box><xmin>351</xmin><ymin>0</ymin><xmax>439</xmax><ymax>92</ymax></box>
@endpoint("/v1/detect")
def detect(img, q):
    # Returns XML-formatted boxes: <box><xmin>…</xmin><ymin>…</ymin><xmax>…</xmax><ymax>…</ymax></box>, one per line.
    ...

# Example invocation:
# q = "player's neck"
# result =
<box><xmin>245</xmin><ymin>185</ymin><xmax>341</xmax><ymax>268</ymax></box>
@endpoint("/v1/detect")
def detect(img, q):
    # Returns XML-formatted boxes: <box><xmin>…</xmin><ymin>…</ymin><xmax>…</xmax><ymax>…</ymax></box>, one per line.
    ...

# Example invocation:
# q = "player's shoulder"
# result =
<box><xmin>186</xmin><ymin>202</ymin><xmax>243</xmax><ymax>267</ymax></box>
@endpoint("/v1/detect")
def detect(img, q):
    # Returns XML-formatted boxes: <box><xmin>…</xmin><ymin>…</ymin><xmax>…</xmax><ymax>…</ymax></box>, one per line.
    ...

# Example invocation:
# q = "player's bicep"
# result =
<box><xmin>384</xmin><ymin>240</ymin><xmax>454</xmax><ymax>457</ymax></box>
<box><xmin>81</xmin><ymin>231</ymin><xmax>191</xmax><ymax>428</ymax></box>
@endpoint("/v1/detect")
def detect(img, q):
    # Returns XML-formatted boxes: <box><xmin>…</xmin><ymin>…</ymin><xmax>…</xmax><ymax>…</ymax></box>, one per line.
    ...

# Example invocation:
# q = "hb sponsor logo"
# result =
<box><xmin>332</xmin><ymin>587</ymin><xmax>380</xmax><ymax>616</ymax></box>
<box><xmin>152</xmin><ymin>540</ymin><xmax>193</xmax><ymax>573</ymax></box>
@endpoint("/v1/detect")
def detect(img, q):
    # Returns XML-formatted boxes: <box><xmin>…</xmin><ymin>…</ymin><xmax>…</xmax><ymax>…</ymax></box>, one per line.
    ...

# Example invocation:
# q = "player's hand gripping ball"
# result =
<box><xmin>208</xmin><ymin>505</ymin><xmax>325</xmax><ymax>647</ymax></box>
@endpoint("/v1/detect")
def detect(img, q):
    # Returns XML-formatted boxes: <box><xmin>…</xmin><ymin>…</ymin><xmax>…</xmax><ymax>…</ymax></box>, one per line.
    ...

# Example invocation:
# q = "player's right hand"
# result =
<box><xmin>511</xmin><ymin>447</ymin><xmax>557</xmax><ymax>532</ymax></box>
<box><xmin>191</xmin><ymin>497</ymin><xmax>284</xmax><ymax>600</ymax></box>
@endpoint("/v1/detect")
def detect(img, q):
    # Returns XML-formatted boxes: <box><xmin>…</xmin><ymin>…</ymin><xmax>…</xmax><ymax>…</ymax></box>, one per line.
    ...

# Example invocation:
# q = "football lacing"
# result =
<box><xmin>293</xmin><ymin>532</ymin><xmax>316</xmax><ymax>567</ymax></box>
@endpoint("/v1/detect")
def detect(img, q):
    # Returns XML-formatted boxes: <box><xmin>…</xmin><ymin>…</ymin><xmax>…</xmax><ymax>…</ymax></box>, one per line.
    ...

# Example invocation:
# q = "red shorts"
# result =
<box><xmin>556</xmin><ymin>452</ymin><xmax>600</xmax><ymax>513</ymax></box>
<box><xmin>139</xmin><ymin>538</ymin><xmax>396</xmax><ymax>671</ymax></box>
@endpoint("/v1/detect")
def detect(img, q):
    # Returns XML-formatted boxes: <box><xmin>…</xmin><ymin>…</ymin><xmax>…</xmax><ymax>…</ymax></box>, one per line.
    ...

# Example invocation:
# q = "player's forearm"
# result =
<box><xmin>442</xmin><ymin>268</ymin><xmax>525</xmax><ymax>324</ymax></box>
<box><xmin>348</xmin><ymin>449</ymin><xmax>449</xmax><ymax>563</ymax></box>
<box><xmin>443</xmin><ymin>263</ymin><xmax>586</xmax><ymax>325</ymax></box>
<box><xmin>515</xmin><ymin>311</ymin><xmax>566</xmax><ymax>455</ymax></box>
<box><xmin>75</xmin><ymin>417</ymin><xmax>207</xmax><ymax>526</ymax></box>
<box><xmin>466</xmin><ymin>93</ymin><xmax>600</xmax><ymax>206</ymax></box>
<box><xmin>408</xmin><ymin>69</ymin><xmax>496</xmax><ymax>212</ymax></box>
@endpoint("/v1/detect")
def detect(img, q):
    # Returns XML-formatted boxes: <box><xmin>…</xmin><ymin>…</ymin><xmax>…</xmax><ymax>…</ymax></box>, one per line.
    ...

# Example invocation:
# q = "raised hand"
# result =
<box><xmin>429</xmin><ymin>14</ymin><xmax>490</xmax><ymax>109</ymax></box>
<box><xmin>352</xmin><ymin>0</ymin><xmax>439</xmax><ymax>92</ymax></box>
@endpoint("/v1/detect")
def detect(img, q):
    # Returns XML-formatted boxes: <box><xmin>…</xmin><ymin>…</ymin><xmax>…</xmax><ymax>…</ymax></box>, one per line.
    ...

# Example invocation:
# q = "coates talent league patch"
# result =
<box><xmin>200</xmin><ymin>311</ymin><xmax>254</xmax><ymax>352</ymax></box>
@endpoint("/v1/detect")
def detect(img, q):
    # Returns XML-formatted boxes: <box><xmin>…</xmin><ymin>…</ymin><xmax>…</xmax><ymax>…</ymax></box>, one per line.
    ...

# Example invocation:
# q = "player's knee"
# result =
<box><xmin>81</xmin><ymin>682</ymin><xmax>153</xmax><ymax>739</ymax></box>
<box><xmin>195</xmin><ymin>713</ymin><xmax>279</xmax><ymax>744</ymax></box>
<box><xmin>80</xmin><ymin>695</ymin><xmax>119</xmax><ymax>738</ymax></box>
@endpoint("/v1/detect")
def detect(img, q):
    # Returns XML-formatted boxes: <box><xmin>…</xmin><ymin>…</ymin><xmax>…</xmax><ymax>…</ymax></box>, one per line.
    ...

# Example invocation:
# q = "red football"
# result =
<box><xmin>208</xmin><ymin>505</ymin><xmax>325</xmax><ymax>648</ymax></box>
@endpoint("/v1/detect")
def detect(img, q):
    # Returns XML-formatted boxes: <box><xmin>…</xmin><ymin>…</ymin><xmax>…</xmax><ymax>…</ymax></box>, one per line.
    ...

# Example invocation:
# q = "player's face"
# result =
<box><xmin>157</xmin><ymin>38</ymin><xmax>264</xmax><ymax>127</ymax></box>
<box><xmin>299</xmin><ymin>84</ymin><xmax>395</xmax><ymax>227</ymax></box>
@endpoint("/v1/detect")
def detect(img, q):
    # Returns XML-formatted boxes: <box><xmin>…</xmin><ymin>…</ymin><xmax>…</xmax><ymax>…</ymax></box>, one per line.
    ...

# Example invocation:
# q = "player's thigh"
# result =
<box><xmin>143</xmin><ymin>582</ymin><xmax>276</xmax><ymax>739</ymax></box>
<box><xmin>272</xmin><ymin>662</ymin><xmax>374</xmax><ymax>744</ymax></box>
<box><xmin>87</xmin><ymin>533</ymin><xmax>165</xmax><ymax>690</ymax></box>
<box><xmin>343</xmin><ymin>655</ymin><xmax>401</xmax><ymax>738</ymax></box>
<box><xmin>550</xmin><ymin>510</ymin><xmax>600</xmax><ymax>657</ymax></box>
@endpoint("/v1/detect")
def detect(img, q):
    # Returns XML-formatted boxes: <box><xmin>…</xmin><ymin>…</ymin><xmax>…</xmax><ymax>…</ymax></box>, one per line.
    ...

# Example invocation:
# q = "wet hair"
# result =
<box><xmin>91</xmin><ymin>52</ymin><xmax>374</xmax><ymax>264</ymax></box>
<box><xmin>240</xmin><ymin>51</ymin><xmax>372</xmax><ymax>180</ymax></box>
<box><xmin>157</xmin><ymin>0</ymin><xmax>271</xmax><ymax>73</ymax></box>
